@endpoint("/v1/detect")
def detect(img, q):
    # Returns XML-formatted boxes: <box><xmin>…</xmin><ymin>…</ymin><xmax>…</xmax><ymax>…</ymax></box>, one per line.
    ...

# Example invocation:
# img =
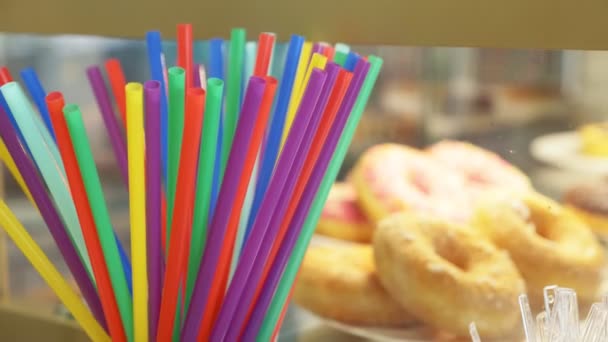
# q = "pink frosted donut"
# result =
<box><xmin>427</xmin><ymin>140</ymin><xmax>531</xmax><ymax>197</ymax></box>
<box><xmin>316</xmin><ymin>182</ymin><xmax>375</xmax><ymax>243</ymax></box>
<box><xmin>351</xmin><ymin>144</ymin><xmax>471</xmax><ymax>223</ymax></box>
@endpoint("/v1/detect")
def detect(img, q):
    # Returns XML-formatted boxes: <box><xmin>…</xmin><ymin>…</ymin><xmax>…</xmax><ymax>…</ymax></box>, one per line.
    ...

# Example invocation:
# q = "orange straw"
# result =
<box><xmin>196</xmin><ymin>77</ymin><xmax>277</xmax><ymax>340</ymax></box>
<box><xmin>156</xmin><ymin>88</ymin><xmax>205</xmax><ymax>341</ymax></box>
<box><xmin>253</xmin><ymin>33</ymin><xmax>276</xmax><ymax>77</ymax></box>
<box><xmin>243</xmin><ymin>69</ymin><xmax>353</xmax><ymax>328</ymax></box>
<box><xmin>177</xmin><ymin>24</ymin><xmax>194</xmax><ymax>90</ymax></box>
<box><xmin>46</xmin><ymin>92</ymin><xmax>126</xmax><ymax>342</ymax></box>
<box><xmin>104</xmin><ymin>59</ymin><xmax>127</xmax><ymax>128</ymax></box>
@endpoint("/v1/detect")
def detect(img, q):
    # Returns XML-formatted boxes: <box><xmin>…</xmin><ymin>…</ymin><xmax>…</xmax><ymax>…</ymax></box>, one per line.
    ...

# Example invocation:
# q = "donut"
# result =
<box><xmin>563</xmin><ymin>180</ymin><xmax>608</xmax><ymax>237</ymax></box>
<box><xmin>373</xmin><ymin>212</ymin><xmax>525</xmax><ymax>338</ymax></box>
<box><xmin>427</xmin><ymin>140</ymin><xmax>531</xmax><ymax>198</ymax></box>
<box><xmin>350</xmin><ymin>144</ymin><xmax>471</xmax><ymax>223</ymax></box>
<box><xmin>316</xmin><ymin>182</ymin><xmax>375</xmax><ymax>243</ymax></box>
<box><xmin>578</xmin><ymin>122</ymin><xmax>608</xmax><ymax>157</ymax></box>
<box><xmin>472</xmin><ymin>191</ymin><xmax>605</xmax><ymax>302</ymax></box>
<box><xmin>293</xmin><ymin>243</ymin><xmax>416</xmax><ymax>327</ymax></box>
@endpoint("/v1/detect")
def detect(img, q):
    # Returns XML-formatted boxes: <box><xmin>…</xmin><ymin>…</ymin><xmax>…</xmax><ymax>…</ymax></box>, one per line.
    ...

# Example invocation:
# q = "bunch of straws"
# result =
<box><xmin>470</xmin><ymin>286</ymin><xmax>608</xmax><ymax>342</ymax></box>
<box><xmin>0</xmin><ymin>24</ymin><xmax>382</xmax><ymax>342</ymax></box>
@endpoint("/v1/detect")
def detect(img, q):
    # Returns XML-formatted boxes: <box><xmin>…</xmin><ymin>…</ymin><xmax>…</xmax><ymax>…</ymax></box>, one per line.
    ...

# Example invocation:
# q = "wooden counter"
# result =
<box><xmin>0</xmin><ymin>0</ymin><xmax>606</xmax><ymax>50</ymax></box>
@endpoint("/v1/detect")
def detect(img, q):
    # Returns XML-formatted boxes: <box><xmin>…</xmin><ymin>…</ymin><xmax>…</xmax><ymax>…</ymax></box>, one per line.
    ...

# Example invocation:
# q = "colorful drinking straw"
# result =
<box><xmin>47</xmin><ymin>91</ymin><xmax>126</xmax><ymax>342</ymax></box>
<box><xmin>126</xmin><ymin>82</ymin><xmax>148</xmax><ymax>342</ymax></box>
<box><xmin>144</xmin><ymin>80</ymin><xmax>163</xmax><ymax>339</ymax></box>
<box><xmin>64</xmin><ymin>105</ymin><xmax>134</xmax><ymax>342</ymax></box>
<box><xmin>0</xmin><ymin>200</ymin><xmax>110</xmax><ymax>342</ymax></box>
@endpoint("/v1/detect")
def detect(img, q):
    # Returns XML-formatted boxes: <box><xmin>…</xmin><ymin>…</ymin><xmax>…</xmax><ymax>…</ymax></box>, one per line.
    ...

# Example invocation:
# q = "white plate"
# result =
<box><xmin>530</xmin><ymin>132</ymin><xmax>608</xmax><ymax>175</ymax></box>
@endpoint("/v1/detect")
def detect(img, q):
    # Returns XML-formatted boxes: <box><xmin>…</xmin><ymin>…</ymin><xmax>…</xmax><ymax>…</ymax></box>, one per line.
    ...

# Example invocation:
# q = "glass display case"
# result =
<box><xmin>1</xmin><ymin>2</ymin><xmax>608</xmax><ymax>340</ymax></box>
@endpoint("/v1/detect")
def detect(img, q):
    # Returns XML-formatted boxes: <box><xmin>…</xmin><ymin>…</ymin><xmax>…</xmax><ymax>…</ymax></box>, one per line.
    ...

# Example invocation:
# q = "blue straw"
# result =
<box><xmin>115</xmin><ymin>233</ymin><xmax>133</xmax><ymax>294</ymax></box>
<box><xmin>145</xmin><ymin>31</ymin><xmax>169</xmax><ymax>184</ymax></box>
<box><xmin>20</xmin><ymin>68</ymin><xmax>56</xmax><ymax>142</ymax></box>
<box><xmin>242</xmin><ymin>35</ymin><xmax>304</xmax><ymax>244</ymax></box>
<box><xmin>344</xmin><ymin>52</ymin><xmax>360</xmax><ymax>72</ymax></box>
<box><xmin>208</xmin><ymin>38</ymin><xmax>225</xmax><ymax>216</ymax></box>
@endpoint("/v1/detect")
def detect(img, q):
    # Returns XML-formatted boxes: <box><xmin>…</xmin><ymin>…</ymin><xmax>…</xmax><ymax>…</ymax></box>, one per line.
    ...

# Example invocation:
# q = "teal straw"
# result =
<box><xmin>335</xmin><ymin>43</ymin><xmax>350</xmax><ymax>54</ymax></box>
<box><xmin>258</xmin><ymin>56</ymin><xmax>383</xmax><ymax>340</ymax></box>
<box><xmin>229</xmin><ymin>150</ymin><xmax>259</xmax><ymax>279</ymax></box>
<box><xmin>243</xmin><ymin>42</ymin><xmax>257</xmax><ymax>85</ymax></box>
<box><xmin>0</xmin><ymin>82</ymin><xmax>92</xmax><ymax>277</ymax></box>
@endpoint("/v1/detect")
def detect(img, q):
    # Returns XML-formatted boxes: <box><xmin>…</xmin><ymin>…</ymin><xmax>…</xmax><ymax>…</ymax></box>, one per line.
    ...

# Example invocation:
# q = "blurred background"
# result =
<box><xmin>1</xmin><ymin>32</ymin><xmax>607</xmax><ymax>339</ymax></box>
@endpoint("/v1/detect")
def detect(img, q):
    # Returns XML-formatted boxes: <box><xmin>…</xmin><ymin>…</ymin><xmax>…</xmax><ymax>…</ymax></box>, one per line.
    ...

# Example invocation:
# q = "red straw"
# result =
<box><xmin>104</xmin><ymin>59</ymin><xmax>127</xmax><ymax>128</ymax></box>
<box><xmin>197</xmin><ymin>77</ymin><xmax>278</xmax><ymax>339</ymax></box>
<box><xmin>177</xmin><ymin>24</ymin><xmax>194</xmax><ymax>90</ymax></box>
<box><xmin>253</xmin><ymin>33</ymin><xmax>276</xmax><ymax>77</ymax></box>
<box><xmin>46</xmin><ymin>92</ymin><xmax>126</xmax><ymax>342</ymax></box>
<box><xmin>156</xmin><ymin>87</ymin><xmax>206</xmax><ymax>341</ymax></box>
<box><xmin>0</xmin><ymin>66</ymin><xmax>13</xmax><ymax>85</ymax></box>
<box><xmin>243</xmin><ymin>69</ymin><xmax>354</xmax><ymax>328</ymax></box>
<box><xmin>322</xmin><ymin>45</ymin><xmax>335</xmax><ymax>61</ymax></box>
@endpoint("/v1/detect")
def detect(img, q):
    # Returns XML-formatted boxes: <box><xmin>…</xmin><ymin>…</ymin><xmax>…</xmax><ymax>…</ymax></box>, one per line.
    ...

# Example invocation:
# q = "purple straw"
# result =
<box><xmin>193</xmin><ymin>64</ymin><xmax>202</xmax><ymax>88</ymax></box>
<box><xmin>211</xmin><ymin>68</ymin><xmax>329</xmax><ymax>340</ymax></box>
<box><xmin>144</xmin><ymin>80</ymin><xmax>163</xmax><ymax>338</ymax></box>
<box><xmin>242</xmin><ymin>60</ymin><xmax>370</xmax><ymax>339</ymax></box>
<box><xmin>181</xmin><ymin>76</ymin><xmax>267</xmax><ymax>341</ymax></box>
<box><xmin>311</xmin><ymin>42</ymin><xmax>324</xmax><ymax>56</ymax></box>
<box><xmin>86</xmin><ymin>66</ymin><xmax>129</xmax><ymax>188</ymax></box>
<box><xmin>0</xmin><ymin>103</ymin><xmax>107</xmax><ymax>329</ymax></box>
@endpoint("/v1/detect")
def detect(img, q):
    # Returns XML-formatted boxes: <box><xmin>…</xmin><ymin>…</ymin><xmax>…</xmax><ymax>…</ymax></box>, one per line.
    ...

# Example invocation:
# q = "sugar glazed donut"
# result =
<box><xmin>316</xmin><ymin>182</ymin><xmax>375</xmax><ymax>243</ymax></box>
<box><xmin>563</xmin><ymin>180</ymin><xmax>608</xmax><ymax>238</ymax></box>
<box><xmin>472</xmin><ymin>192</ymin><xmax>605</xmax><ymax>301</ymax></box>
<box><xmin>293</xmin><ymin>244</ymin><xmax>417</xmax><ymax>327</ymax></box>
<box><xmin>373</xmin><ymin>212</ymin><xmax>525</xmax><ymax>338</ymax></box>
<box><xmin>427</xmin><ymin>140</ymin><xmax>531</xmax><ymax>198</ymax></box>
<box><xmin>350</xmin><ymin>144</ymin><xmax>471</xmax><ymax>223</ymax></box>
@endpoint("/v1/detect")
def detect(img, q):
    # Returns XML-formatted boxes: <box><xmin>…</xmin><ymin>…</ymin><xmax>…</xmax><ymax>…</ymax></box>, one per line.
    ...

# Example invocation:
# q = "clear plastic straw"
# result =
<box><xmin>469</xmin><ymin>322</ymin><xmax>481</xmax><ymax>342</ymax></box>
<box><xmin>547</xmin><ymin>287</ymin><xmax>579</xmax><ymax>342</ymax></box>
<box><xmin>519</xmin><ymin>294</ymin><xmax>538</xmax><ymax>342</ymax></box>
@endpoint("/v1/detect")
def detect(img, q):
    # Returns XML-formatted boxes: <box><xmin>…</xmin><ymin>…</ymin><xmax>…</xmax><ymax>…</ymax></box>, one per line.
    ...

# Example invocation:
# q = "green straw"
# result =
<box><xmin>0</xmin><ymin>83</ymin><xmax>91</xmax><ymax>277</ymax></box>
<box><xmin>167</xmin><ymin>66</ymin><xmax>186</xmax><ymax>246</ymax></box>
<box><xmin>185</xmin><ymin>78</ymin><xmax>224</xmax><ymax>309</ymax></box>
<box><xmin>220</xmin><ymin>28</ymin><xmax>246</xmax><ymax>176</ymax></box>
<box><xmin>64</xmin><ymin>104</ymin><xmax>134</xmax><ymax>342</ymax></box>
<box><xmin>257</xmin><ymin>56</ymin><xmax>383</xmax><ymax>340</ymax></box>
<box><xmin>333</xmin><ymin>51</ymin><xmax>348</xmax><ymax>67</ymax></box>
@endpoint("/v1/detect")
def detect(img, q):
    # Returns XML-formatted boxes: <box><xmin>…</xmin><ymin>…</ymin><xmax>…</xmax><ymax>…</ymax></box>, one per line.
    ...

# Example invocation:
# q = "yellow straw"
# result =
<box><xmin>126</xmin><ymin>82</ymin><xmax>148</xmax><ymax>342</ymax></box>
<box><xmin>280</xmin><ymin>50</ymin><xmax>327</xmax><ymax>147</ymax></box>
<box><xmin>0</xmin><ymin>138</ymin><xmax>35</xmax><ymax>206</ymax></box>
<box><xmin>0</xmin><ymin>199</ymin><xmax>109</xmax><ymax>342</ymax></box>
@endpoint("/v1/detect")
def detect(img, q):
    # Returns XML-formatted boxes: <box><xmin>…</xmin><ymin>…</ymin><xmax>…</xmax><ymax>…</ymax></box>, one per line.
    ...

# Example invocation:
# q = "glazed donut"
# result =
<box><xmin>351</xmin><ymin>144</ymin><xmax>471</xmax><ymax>223</ymax></box>
<box><xmin>427</xmin><ymin>140</ymin><xmax>531</xmax><ymax>198</ymax></box>
<box><xmin>563</xmin><ymin>180</ymin><xmax>608</xmax><ymax>237</ymax></box>
<box><xmin>293</xmin><ymin>243</ymin><xmax>416</xmax><ymax>327</ymax></box>
<box><xmin>472</xmin><ymin>191</ymin><xmax>605</xmax><ymax>301</ymax></box>
<box><xmin>316</xmin><ymin>182</ymin><xmax>375</xmax><ymax>243</ymax></box>
<box><xmin>373</xmin><ymin>212</ymin><xmax>525</xmax><ymax>338</ymax></box>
